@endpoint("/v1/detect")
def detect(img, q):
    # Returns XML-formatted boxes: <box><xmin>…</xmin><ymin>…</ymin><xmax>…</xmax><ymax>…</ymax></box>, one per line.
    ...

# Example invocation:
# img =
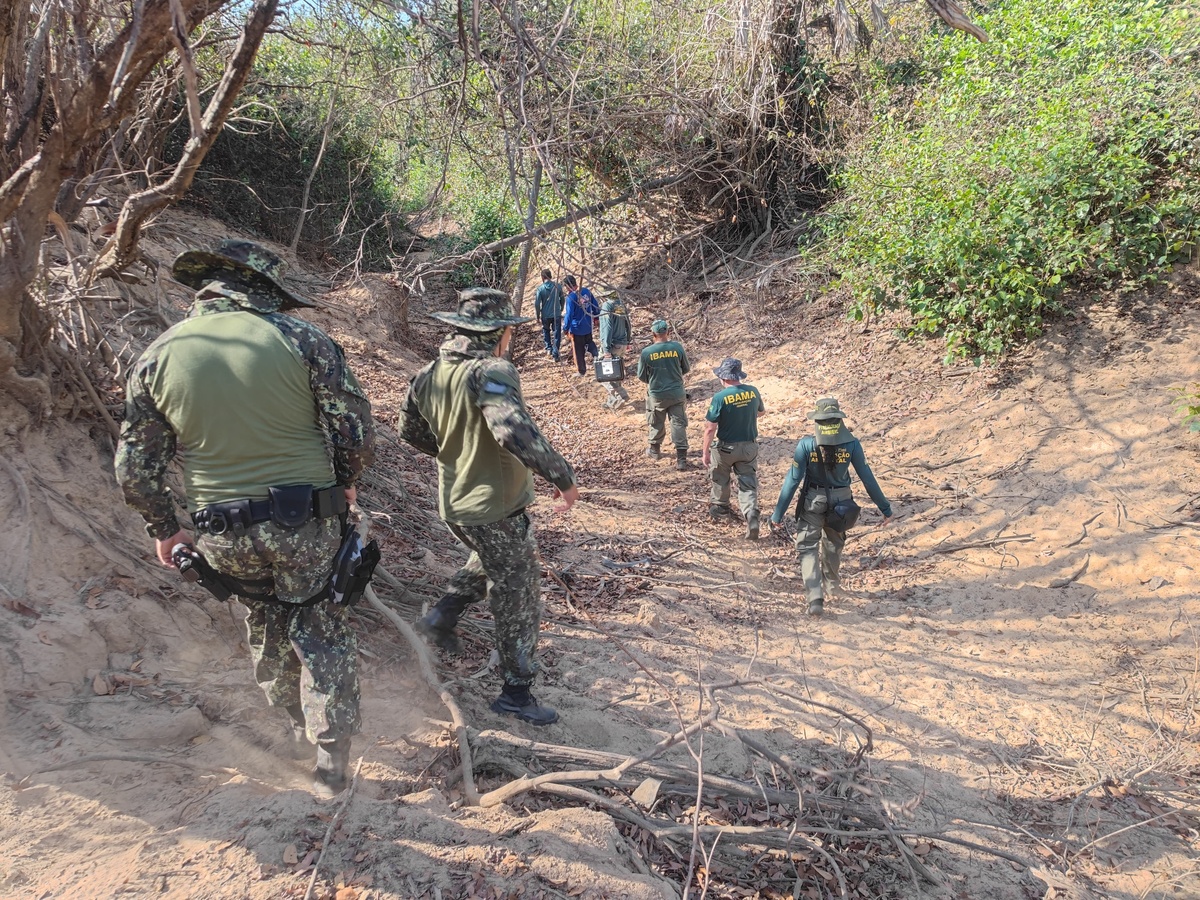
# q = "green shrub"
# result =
<box><xmin>833</xmin><ymin>0</ymin><xmax>1200</xmax><ymax>359</ymax></box>
<box><xmin>1176</xmin><ymin>383</ymin><xmax>1200</xmax><ymax>432</ymax></box>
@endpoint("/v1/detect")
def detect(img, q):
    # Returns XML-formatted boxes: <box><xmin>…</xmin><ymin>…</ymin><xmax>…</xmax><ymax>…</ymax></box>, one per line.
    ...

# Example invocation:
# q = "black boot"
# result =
<box><xmin>746</xmin><ymin>512</ymin><xmax>761</xmax><ymax>541</ymax></box>
<box><xmin>313</xmin><ymin>738</ymin><xmax>351</xmax><ymax>797</ymax></box>
<box><xmin>675</xmin><ymin>450</ymin><xmax>690</xmax><ymax>471</ymax></box>
<box><xmin>414</xmin><ymin>604</ymin><xmax>463</xmax><ymax>654</ymax></box>
<box><xmin>646</xmin><ymin>444</ymin><xmax>661</xmax><ymax>460</ymax></box>
<box><xmin>490</xmin><ymin>683</ymin><xmax>559</xmax><ymax>726</ymax></box>
<box><xmin>285</xmin><ymin>704</ymin><xmax>315</xmax><ymax>760</ymax></box>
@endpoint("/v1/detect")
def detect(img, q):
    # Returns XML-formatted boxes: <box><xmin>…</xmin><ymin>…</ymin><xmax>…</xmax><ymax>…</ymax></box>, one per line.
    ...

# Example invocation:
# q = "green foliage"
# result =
<box><xmin>833</xmin><ymin>0</ymin><xmax>1200</xmax><ymax>359</ymax></box>
<box><xmin>1176</xmin><ymin>383</ymin><xmax>1200</xmax><ymax>432</ymax></box>
<box><xmin>181</xmin><ymin>13</ymin><xmax>419</xmax><ymax>266</ymax></box>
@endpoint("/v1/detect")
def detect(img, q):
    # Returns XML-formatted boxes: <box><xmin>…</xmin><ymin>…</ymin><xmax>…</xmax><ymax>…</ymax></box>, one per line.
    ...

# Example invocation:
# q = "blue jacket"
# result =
<box><xmin>564</xmin><ymin>288</ymin><xmax>599</xmax><ymax>335</ymax></box>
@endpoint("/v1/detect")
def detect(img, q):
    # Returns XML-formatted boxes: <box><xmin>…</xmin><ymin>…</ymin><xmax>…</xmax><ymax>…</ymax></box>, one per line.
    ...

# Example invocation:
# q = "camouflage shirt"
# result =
<box><xmin>115</xmin><ymin>284</ymin><xmax>376</xmax><ymax>538</ymax></box>
<box><xmin>398</xmin><ymin>333</ymin><xmax>575</xmax><ymax>520</ymax></box>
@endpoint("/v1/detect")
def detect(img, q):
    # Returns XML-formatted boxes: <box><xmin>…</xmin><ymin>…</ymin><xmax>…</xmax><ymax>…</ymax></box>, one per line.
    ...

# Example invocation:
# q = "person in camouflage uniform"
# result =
<box><xmin>114</xmin><ymin>240</ymin><xmax>376</xmax><ymax>795</ymax></box>
<box><xmin>398</xmin><ymin>288</ymin><xmax>578</xmax><ymax>726</ymax></box>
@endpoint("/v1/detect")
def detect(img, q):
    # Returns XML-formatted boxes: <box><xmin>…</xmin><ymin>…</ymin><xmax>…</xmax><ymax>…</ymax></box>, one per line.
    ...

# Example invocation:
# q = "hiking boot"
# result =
<box><xmin>285</xmin><ymin>704</ymin><xmax>315</xmax><ymax>760</ymax></box>
<box><xmin>490</xmin><ymin>687</ymin><xmax>559</xmax><ymax>726</ymax></box>
<box><xmin>709</xmin><ymin>503</ymin><xmax>732</xmax><ymax>519</ymax></box>
<box><xmin>746</xmin><ymin>521</ymin><xmax>760</xmax><ymax>541</ymax></box>
<box><xmin>807</xmin><ymin>598</ymin><xmax>824</xmax><ymax>617</ymax></box>
<box><xmin>414</xmin><ymin>608</ymin><xmax>462</xmax><ymax>655</ymax></box>
<box><xmin>675</xmin><ymin>452</ymin><xmax>690</xmax><ymax>471</ymax></box>
<box><xmin>312</xmin><ymin>739</ymin><xmax>351</xmax><ymax>797</ymax></box>
<box><xmin>646</xmin><ymin>445</ymin><xmax>661</xmax><ymax>460</ymax></box>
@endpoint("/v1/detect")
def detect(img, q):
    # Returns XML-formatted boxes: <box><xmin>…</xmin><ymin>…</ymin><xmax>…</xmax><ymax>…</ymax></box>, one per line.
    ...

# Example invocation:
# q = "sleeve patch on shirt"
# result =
<box><xmin>484</xmin><ymin>380</ymin><xmax>511</xmax><ymax>395</ymax></box>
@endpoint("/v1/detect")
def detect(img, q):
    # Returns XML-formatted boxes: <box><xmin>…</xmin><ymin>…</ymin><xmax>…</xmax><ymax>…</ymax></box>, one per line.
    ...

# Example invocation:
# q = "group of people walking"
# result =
<box><xmin>113</xmin><ymin>240</ymin><xmax>892</xmax><ymax>798</ymax></box>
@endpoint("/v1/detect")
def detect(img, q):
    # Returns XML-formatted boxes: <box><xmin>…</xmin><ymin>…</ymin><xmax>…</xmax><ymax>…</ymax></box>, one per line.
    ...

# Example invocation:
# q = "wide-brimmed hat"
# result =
<box><xmin>806</xmin><ymin>396</ymin><xmax>847</xmax><ymax>421</ymax></box>
<box><xmin>713</xmin><ymin>358</ymin><xmax>745</xmax><ymax>381</ymax></box>
<box><xmin>172</xmin><ymin>240</ymin><xmax>315</xmax><ymax>310</ymax></box>
<box><xmin>430</xmin><ymin>287</ymin><xmax>533</xmax><ymax>332</ymax></box>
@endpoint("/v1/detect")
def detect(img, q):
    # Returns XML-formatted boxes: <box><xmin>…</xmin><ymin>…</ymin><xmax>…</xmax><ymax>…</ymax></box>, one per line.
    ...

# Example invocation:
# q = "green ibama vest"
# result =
<box><xmin>148</xmin><ymin>311</ymin><xmax>334</xmax><ymax>508</ymax></box>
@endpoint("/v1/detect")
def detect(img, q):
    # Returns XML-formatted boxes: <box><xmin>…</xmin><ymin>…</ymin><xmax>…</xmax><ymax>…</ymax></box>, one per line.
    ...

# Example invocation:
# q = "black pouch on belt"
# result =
<box><xmin>268</xmin><ymin>484</ymin><xmax>314</xmax><ymax>528</ymax></box>
<box><xmin>329</xmin><ymin>529</ymin><xmax>381</xmax><ymax>606</ymax></box>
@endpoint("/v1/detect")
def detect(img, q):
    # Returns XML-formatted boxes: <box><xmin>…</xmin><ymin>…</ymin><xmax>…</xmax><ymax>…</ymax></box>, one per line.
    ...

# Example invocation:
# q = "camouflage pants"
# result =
<box><xmin>792</xmin><ymin>488</ymin><xmax>851</xmax><ymax>603</ymax></box>
<box><xmin>198</xmin><ymin>517</ymin><xmax>360</xmax><ymax>743</ymax></box>
<box><xmin>709</xmin><ymin>440</ymin><xmax>759</xmax><ymax>522</ymax></box>
<box><xmin>602</xmin><ymin>346</ymin><xmax>630</xmax><ymax>405</ymax></box>
<box><xmin>438</xmin><ymin>512</ymin><xmax>543</xmax><ymax>687</ymax></box>
<box><xmin>647</xmin><ymin>398</ymin><xmax>688</xmax><ymax>451</ymax></box>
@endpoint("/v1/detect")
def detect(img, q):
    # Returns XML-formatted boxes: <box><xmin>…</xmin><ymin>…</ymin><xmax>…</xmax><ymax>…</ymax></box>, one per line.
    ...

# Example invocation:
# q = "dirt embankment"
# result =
<box><xmin>0</xmin><ymin>222</ymin><xmax>1197</xmax><ymax>899</ymax></box>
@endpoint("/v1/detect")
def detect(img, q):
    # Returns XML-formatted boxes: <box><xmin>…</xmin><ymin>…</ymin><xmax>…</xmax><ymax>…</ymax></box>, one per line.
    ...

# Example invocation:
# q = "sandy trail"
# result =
<box><xmin>0</xmin><ymin>243</ymin><xmax>1197</xmax><ymax>899</ymax></box>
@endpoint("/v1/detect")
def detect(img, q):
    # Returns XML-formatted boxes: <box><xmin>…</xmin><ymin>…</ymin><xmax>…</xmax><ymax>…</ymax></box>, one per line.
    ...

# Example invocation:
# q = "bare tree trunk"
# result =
<box><xmin>407</xmin><ymin>171</ymin><xmax>689</xmax><ymax>287</ymax></box>
<box><xmin>0</xmin><ymin>0</ymin><xmax>226</xmax><ymax>405</ymax></box>
<box><xmin>290</xmin><ymin>49</ymin><xmax>347</xmax><ymax>255</ymax></box>
<box><xmin>95</xmin><ymin>0</ymin><xmax>280</xmax><ymax>277</ymax></box>
<box><xmin>510</xmin><ymin>159</ymin><xmax>543</xmax><ymax>318</ymax></box>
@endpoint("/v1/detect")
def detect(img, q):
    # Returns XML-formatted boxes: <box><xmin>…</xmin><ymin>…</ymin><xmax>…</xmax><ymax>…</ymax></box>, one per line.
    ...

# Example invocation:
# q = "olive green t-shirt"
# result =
<box><xmin>148</xmin><ymin>311</ymin><xmax>334</xmax><ymax>507</ymax></box>
<box><xmin>705</xmin><ymin>384</ymin><xmax>764</xmax><ymax>443</ymax></box>
<box><xmin>414</xmin><ymin>355</ymin><xmax>535</xmax><ymax>525</ymax></box>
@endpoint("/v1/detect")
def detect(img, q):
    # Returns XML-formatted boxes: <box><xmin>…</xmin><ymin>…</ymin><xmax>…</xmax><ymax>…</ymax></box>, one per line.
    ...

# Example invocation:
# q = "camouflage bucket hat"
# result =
<box><xmin>713</xmin><ymin>358</ymin><xmax>746</xmax><ymax>381</ymax></box>
<box><xmin>171</xmin><ymin>240</ymin><xmax>315</xmax><ymax>310</ymax></box>
<box><xmin>430</xmin><ymin>287</ymin><xmax>533</xmax><ymax>332</ymax></box>
<box><xmin>806</xmin><ymin>396</ymin><xmax>847</xmax><ymax>421</ymax></box>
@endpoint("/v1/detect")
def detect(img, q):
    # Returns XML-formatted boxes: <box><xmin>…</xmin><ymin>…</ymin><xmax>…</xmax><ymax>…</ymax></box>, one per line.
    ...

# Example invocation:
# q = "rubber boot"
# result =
<box><xmin>285</xmin><ymin>704</ymin><xmax>315</xmax><ymax>760</ymax></box>
<box><xmin>807</xmin><ymin>597</ymin><xmax>824</xmax><ymax>617</ymax></box>
<box><xmin>490</xmin><ymin>683</ymin><xmax>559</xmax><ymax>726</ymax></box>
<box><xmin>646</xmin><ymin>444</ymin><xmax>661</xmax><ymax>460</ymax></box>
<box><xmin>313</xmin><ymin>738</ymin><xmax>351</xmax><ymax>797</ymax></box>
<box><xmin>675</xmin><ymin>450</ymin><xmax>690</xmax><ymax>471</ymax></box>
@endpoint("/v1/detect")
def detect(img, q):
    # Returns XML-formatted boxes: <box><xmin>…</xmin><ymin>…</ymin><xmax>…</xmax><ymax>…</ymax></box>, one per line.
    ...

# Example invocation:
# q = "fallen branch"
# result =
<box><xmin>303</xmin><ymin>755</ymin><xmax>364</xmax><ymax>900</ymax></box>
<box><xmin>929</xmin><ymin>534</ymin><xmax>1033</xmax><ymax>555</ymax></box>
<box><xmin>363</xmin><ymin>578</ymin><xmax>480</xmax><ymax>806</ymax></box>
<box><xmin>477</xmin><ymin>709</ymin><xmax>719</xmax><ymax>808</ymax></box>
<box><xmin>1048</xmin><ymin>554</ymin><xmax>1090</xmax><ymax>589</ymax></box>
<box><xmin>1064</xmin><ymin>512</ymin><xmax>1103</xmax><ymax>549</ymax></box>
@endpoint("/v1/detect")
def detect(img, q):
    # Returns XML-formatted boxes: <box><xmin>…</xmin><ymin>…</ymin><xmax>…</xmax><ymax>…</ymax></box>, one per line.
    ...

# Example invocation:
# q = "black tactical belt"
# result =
<box><xmin>193</xmin><ymin>485</ymin><xmax>347</xmax><ymax>536</ymax></box>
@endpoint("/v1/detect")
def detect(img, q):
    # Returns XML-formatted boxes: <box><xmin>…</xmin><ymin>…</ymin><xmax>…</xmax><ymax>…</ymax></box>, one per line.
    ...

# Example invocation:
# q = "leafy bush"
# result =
<box><xmin>1176</xmin><ymin>383</ymin><xmax>1200</xmax><ymax>432</ymax></box>
<box><xmin>833</xmin><ymin>0</ymin><xmax>1200</xmax><ymax>359</ymax></box>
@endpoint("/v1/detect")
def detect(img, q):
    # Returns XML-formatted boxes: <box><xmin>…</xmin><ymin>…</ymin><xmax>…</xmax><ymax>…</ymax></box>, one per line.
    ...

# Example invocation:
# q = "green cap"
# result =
<box><xmin>172</xmin><ymin>240</ymin><xmax>314</xmax><ymax>311</ymax></box>
<box><xmin>651</xmin><ymin>319</ymin><xmax>669</xmax><ymax>333</ymax></box>
<box><xmin>430</xmin><ymin>287</ymin><xmax>534</xmax><ymax>332</ymax></box>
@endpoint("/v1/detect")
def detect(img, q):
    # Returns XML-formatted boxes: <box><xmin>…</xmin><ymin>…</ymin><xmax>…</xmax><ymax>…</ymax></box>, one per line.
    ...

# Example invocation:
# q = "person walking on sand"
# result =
<box><xmin>598</xmin><ymin>291</ymin><xmax>633</xmax><ymax>410</ymax></box>
<box><xmin>637</xmin><ymin>319</ymin><xmax>691</xmax><ymax>470</ymax></box>
<box><xmin>701</xmin><ymin>358</ymin><xmax>765</xmax><ymax>540</ymax></box>
<box><xmin>562</xmin><ymin>274</ymin><xmax>599</xmax><ymax>377</ymax></box>
<box><xmin>115</xmin><ymin>240</ymin><xmax>377</xmax><ymax>796</ymax></box>
<box><xmin>398</xmin><ymin>288</ymin><xmax>578</xmax><ymax>726</ymax></box>
<box><xmin>769</xmin><ymin>397</ymin><xmax>893</xmax><ymax>617</ymax></box>
<box><xmin>534</xmin><ymin>269</ymin><xmax>564</xmax><ymax>361</ymax></box>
